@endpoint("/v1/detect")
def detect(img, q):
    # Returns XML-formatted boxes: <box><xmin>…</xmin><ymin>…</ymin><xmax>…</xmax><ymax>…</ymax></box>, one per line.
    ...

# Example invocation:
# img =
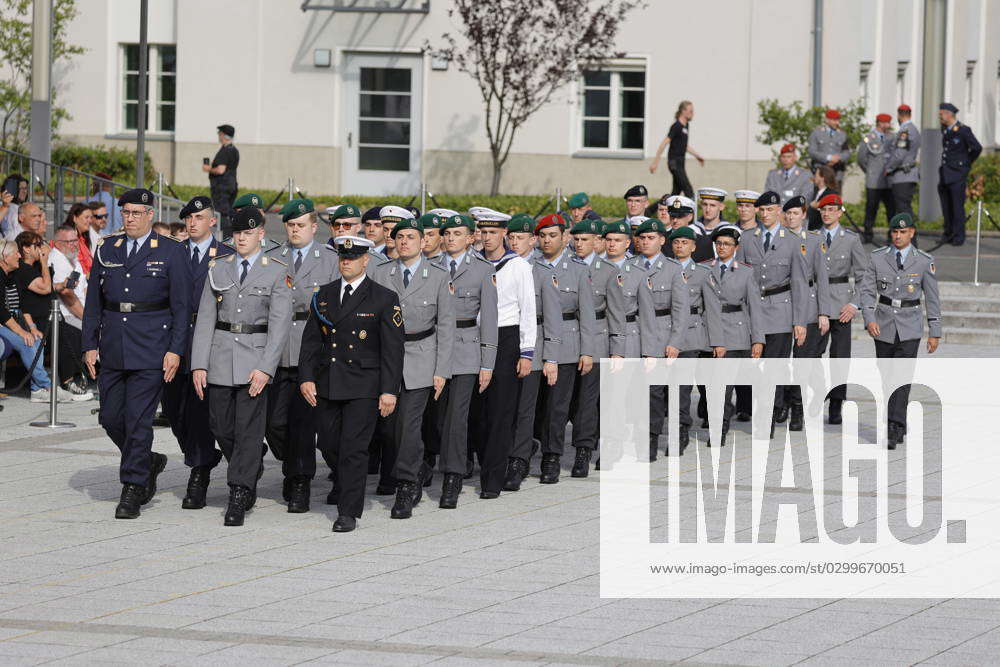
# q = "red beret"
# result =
<box><xmin>780</xmin><ymin>143</ymin><xmax>796</xmax><ymax>154</ymax></box>
<box><xmin>534</xmin><ymin>213</ymin><xmax>564</xmax><ymax>234</ymax></box>
<box><xmin>818</xmin><ymin>193</ymin><xmax>842</xmax><ymax>208</ymax></box>
<box><xmin>825</xmin><ymin>109</ymin><xmax>841</xmax><ymax>120</ymax></box>
<box><xmin>897</xmin><ymin>104</ymin><xmax>911</xmax><ymax>113</ymax></box>
<box><xmin>876</xmin><ymin>113</ymin><xmax>892</xmax><ymax>123</ymax></box>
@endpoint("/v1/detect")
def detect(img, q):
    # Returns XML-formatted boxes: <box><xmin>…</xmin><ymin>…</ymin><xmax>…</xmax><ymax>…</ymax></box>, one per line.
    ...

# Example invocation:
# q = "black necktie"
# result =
<box><xmin>294</xmin><ymin>250</ymin><xmax>303</xmax><ymax>273</ymax></box>
<box><xmin>826</xmin><ymin>231</ymin><xmax>832</xmax><ymax>248</ymax></box>
<box><xmin>720</xmin><ymin>263</ymin><xmax>727</xmax><ymax>281</ymax></box>
<box><xmin>342</xmin><ymin>283</ymin><xmax>352</xmax><ymax>305</ymax></box>
<box><xmin>644</xmin><ymin>259</ymin><xmax>651</xmax><ymax>270</ymax></box>
<box><xmin>450</xmin><ymin>259</ymin><xmax>457</xmax><ymax>279</ymax></box>
<box><xmin>191</xmin><ymin>245</ymin><xmax>200</xmax><ymax>269</ymax></box>
<box><xmin>128</xmin><ymin>239</ymin><xmax>138</xmax><ymax>259</ymax></box>
<box><xmin>240</xmin><ymin>259</ymin><xmax>249</xmax><ymax>284</ymax></box>
<box><xmin>764</xmin><ymin>231</ymin><xmax>772</xmax><ymax>251</ymax></box>
<box><xmin>403</xmin><ymin>268</ymin><xmax>411</xmax><ymax>288</ymax></box>
<box><xmin>896</xmin><ymin>251</ymin><xmax>904</xmax><ymax>270</ymax></box>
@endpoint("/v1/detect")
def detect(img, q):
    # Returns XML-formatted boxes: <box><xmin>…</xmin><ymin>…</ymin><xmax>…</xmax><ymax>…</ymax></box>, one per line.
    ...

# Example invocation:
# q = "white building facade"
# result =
<box><xmin>56</xmin><ymin>0</ymin><xmax>998</xmax><ymax>199</ymax></box>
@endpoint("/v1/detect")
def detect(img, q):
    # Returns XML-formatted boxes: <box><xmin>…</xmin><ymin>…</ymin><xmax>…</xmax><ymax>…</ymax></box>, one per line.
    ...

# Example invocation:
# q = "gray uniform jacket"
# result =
<box><xmin>529</xmin><ymin>260</ymin><xmax>564</xmax><ymax>370</ymax></box>
<box><xmin>585</xmin><ymin>256</ymin><xmax>617</xmax><ymax>359</ymax></box>
<box><xmin>606</xmin><ymin>262</ymin><xmax>647</xmax><ymax>358</ymax></box>
<box><xmin>885</xmin><ymin>120</ymin><xmax>921</xmax><ymax>185</ymax></box>
<box><xmin>677</xmin><ymin>260</ymin><xmax>725</xmax><ymax>352</ymax></box>
<box><xmin>701</xmin><ymin>259</ymin><xmax>765</xmax><ymax>351</ymax></box>
<box><xmin>857</xmin><ymin>130</ymin><xmax>895</xmax><ymax>189</ymax></box>
<box><xmin>735</xmin><ymin>225</ymin><xmax>811</xmax><ymax>334</ymax></box>
<box><xmin>537</xmin><ymin>250</ymin><xmax>598</xmax><ymax>364</ymax></box>
<box><xmin>764</xmin><ymin>166</ymin><xmax>813</xmax><ymax>203</ymax></box>
<box><xmin>371</xmin><ymin>258</ymin><xmax>455</xmax><ymax>389</ymax></box>
<box><xmin>860</xmin><ymin>246</ymin><xmax>942</xmax><ymax>343</ymax></box>
<box><xmin>821</xmin><ymin>226</ymin><xmax>867</xmax><ymax>312</ymax></box>
<box><xmin>808</xmin><ymin>125</ymin><xmax>851</xmax><ymax>168</ymax></box>
<box><xmin>267</xmin><ymin>242</ymin><xmax>340</xmax><ymax>368</ymax></box>
<box><xmin>445</xmin><ymin>251</ymin><xmax>499</xmax><ymax>375</ymax></box>
<box><xmin>794</xmin><ymin>229</ymin><xmax>833</xmax><ymax>322</ymax></box>
<box><xmin>425</xmin><ymin>253</ymin><xmax>448</xmax><ymax>270</ymax></box>
<box><xmin>638</xmin><ymin>256</ymin><xmax>691</xmax><ymax>357</ymax></box>
<box><xmin>192</xmin><ymin>253</ymin><xmax>293</xmax><ymax>385</ymax></box>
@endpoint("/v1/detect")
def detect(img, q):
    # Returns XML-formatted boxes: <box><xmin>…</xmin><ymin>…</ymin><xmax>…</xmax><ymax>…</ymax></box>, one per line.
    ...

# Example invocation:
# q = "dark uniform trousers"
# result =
<box><xmin>480</xmin><ymin>325</ymin><xmax>521</xmax><ymax>492</ymax></box>
<box><xmin>161</xmin><ymin>371</ymin><xmax>221</xmax><ymax>469</ymax></box>
<box><xmin>265</xmin><ymin>366</ymin><xmax>317</xmax><ymax>480</ymax></box>
<box><xmin>370</xmin><ymin>416</ymin><xmax>397</xmax><ymax>489</ymax></box>
<box><xmin>938</xmin><ymin>180</ymin><xmax>967</xmax><ymax>243</ymax></box>
<box><xmin>675</xmin><ymin>349</ymin><xmax>700</xmax><ymax>429</ymax></box>
<box><xmin>511</xmin><ymin>370</ymin><xmax>542</xmax><ymax>461</ymax></box>
<box><xmin>439</xmin><ymin>374</ymin><xmax>476</xmax><ymax>475</ymax></box>
<box><xmin>786</xmin><ymin>323</ymin><xmax>822</xmax><ymax>406</ymax></box>
<box><xmin>892</xmin><ymin>182</ymin><xmax>917</xmax><ymax>218</ymax></box>
<box><xmin>570</xmin><ymin>365</ymin><xmax>599</xmax><ymax>451</ymax></box>
<box><xmin>816</xmin><ymin>319</ymin><xmax>852</xmax><ymax>402</ymax></box>
<box><xmin>422</xmin><ymin>384</ymin><xmax>448</xmax><ymax>464</ymax></box>
<box><xmin>537</xmin><ymin>363</ymin><xmax>577</xmax><ymax>456</ymax></box>
<box><xmin>650</xmin><ymin>351</ymin><xmax>699</xmax><ymax>450</ymax></box>
<box><xmin>874</xmin><ymin>335</ymin><xmax>920</xmax><ymax>430</ymax></box>
<box><xmin>207</xmin><ymin>384</ymin><xmax>267</xmax><ymax>489</ymax></box>
<box><xmin>211</xmin><ymin>188</ymin><xmax>236</xmax><ymax>239</ymax></box>
<box><xmin>316</xmin><ymin>396</ymin><xmax>378</xmax><ymax>518</ymax></box>
<box><xmin>99</xmin><ymin>368</ymin><xmax>164</xmax><ymax>486</ymax></box>
<box><xmin>764</xmin><ymin>332</ymin><xmax>793</xmax><ymax>412</ymax></box>
<box><xmin>863</xmin><ymin>188</ymin><xmax>895</xmax><ymax>238</ymax></box>
<box><xmin>390</xmin><ymin>386</ymin><xmax>433</xmax><ymax>483</ymax></box>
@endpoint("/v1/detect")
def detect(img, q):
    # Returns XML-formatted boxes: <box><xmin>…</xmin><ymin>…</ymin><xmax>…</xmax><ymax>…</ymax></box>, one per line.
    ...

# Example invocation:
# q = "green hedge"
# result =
<box><xmin>52</xmin><ymin>144</ymin><xmax>155</xmax><ymax>184</ymax></box>
<box><xmin>972</xmin><ymin>153</ymin><xmax>1000</xmax><ymax>202</ymax></box>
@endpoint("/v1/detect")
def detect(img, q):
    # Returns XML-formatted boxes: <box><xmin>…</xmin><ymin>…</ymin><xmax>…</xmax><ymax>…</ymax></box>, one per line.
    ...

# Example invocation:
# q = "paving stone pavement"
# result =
<box><xmin>0</xmin><ymin>343</ymin><xmax>998</xmax><ymax>665</ymax></box>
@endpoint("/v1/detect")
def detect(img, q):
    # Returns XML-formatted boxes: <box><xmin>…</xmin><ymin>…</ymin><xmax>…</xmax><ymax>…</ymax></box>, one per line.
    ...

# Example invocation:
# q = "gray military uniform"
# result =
<box><xmin>808</xmin><ymin>125</ymin><xmax>850</xmax><ymax>169</ymax></box>
<box><xmin>860</xmin><ymin>246</ymin><xmax>941</xmax><ymax>344</ymax></box>
<box><xmin>703</xmin><ymin>259</ymin><xmax>765</xmax><ymax>351</ymax></box>
<box><xmin>885</xmin><ymin>121</ymin><xmax>921</xmax><ymax>186</ymax></box>
<box><xmin>857</xmin><ymin>130</ymin><xmax>895</xmax><ymax>189</ymax></box>
<box><xmin>268</xmin><ymin>242</ymin><xmax>341</xmax><ymax>367</ymax></box>
<box><xmin>676</xmin><ymin>260</ymin><xmax>725</xmax><ymax>353</ymax></box>
<box><xmin>571</xmin><ymin>254</ymin><xmax>617</xmax><ymax>453</ymax></box>
<box><xmin>764</xmin><ymin>166</ymin><xmax>813</xmax><ymax>204</ymax></box>
<box><xmin>606</xmin><ymin>262</ymin><xmax>647</xmax><ymax>358</ymax></box>
<box><xmin>734</xmin><ymin>225</ymin><xmax>811</xmax><ymax>335</ymax></box>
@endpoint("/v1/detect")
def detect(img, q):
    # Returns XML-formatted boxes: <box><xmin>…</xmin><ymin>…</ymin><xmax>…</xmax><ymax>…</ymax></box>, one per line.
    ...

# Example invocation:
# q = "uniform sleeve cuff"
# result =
<box><xmin>520</xmin><ymin>349</ymin><xmax>533</xmax><ymax>359</ymax></box>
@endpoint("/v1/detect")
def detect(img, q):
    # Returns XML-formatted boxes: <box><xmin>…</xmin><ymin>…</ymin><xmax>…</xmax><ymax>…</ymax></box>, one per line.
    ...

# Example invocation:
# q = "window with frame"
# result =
<box><xmin>580</xmin><ymin>69</ymin><xmax>645</xmax><ymax>152</ymax></box>
<box><xmin>859</xmin><ymin>61</ymin><xmax>872</xmax><ymax>113</ymax></box>
<box><xmin>121</xmin><ymin>44</ymin><xmax>176</xmax><ymax>133</ymax></box>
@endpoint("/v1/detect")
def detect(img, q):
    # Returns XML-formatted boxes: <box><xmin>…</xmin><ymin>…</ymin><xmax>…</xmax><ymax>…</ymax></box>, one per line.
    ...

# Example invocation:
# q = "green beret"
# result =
<box><xmin>635</xmin><ymin>218</ymin><xmax>667</xmax><ymax>236</ymax></box>
<box><xmin>389</xmin><ymin>217</ymin><xmax>424</xmax><ymax>238</ymax></box>
<box><xmin>233</xmin><ymin>193</ymin><xmax>263</xmax><ymax>210</ymax></box>
<box><xmin>570</xmin><ymin>219</ymin><xmax>601</xmax><ymax>235</ymax></box>
<box><xmin>281</xmin><ymin>198</ymin><xmax>315</xmax><ymax>222</ymax></box>
<box><xmin>441</xmin><ymin>214</ymin><xmax>475</xmax><ymax>232</ymax></box>
<box><xmin>669</xmin><ymin>226</ymin><xmax>696</xmax><ymax>241</ymax></box>
<box><xmin>889</xmin><ymin>212</ymin><xmax>915</xmax><ymax>229</ymax></box>
<box><xmin>567</xmin><ymin>192</ymin><xmax>589</xmax><ymax>208</ymax></box>
<box><xmin>603</xmin><ymin>219</ymin><xmax>630</xmax><ymax>236</ymax></box>
<box><xmin>329</xmin><ymin>204</ymin><xmax>361</xmax><ymax>221</ymax></box>
<box><xmin>507</xmin><ymin>213</ymin><xmax>534</xmax><ymax>234</ymax></box>
<box><xmin>417</xmin><ymin>213</ymin><xmax>442</xmax><ymax>230</ymax></box>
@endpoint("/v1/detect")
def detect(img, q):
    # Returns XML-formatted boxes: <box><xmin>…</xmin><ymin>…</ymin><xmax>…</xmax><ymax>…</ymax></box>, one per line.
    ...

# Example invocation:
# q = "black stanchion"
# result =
<box><xmin>30</xmin><ymin>300</ymin><xmax>74</xmax><ymax>429</ymax></box>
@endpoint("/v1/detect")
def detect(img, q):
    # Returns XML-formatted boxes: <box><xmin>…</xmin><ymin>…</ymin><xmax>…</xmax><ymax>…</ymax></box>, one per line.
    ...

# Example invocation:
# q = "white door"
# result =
<box><xmin>341</xmin><ymin>53</ymin><xmax>422</xmax><ymax>196</ymax></box>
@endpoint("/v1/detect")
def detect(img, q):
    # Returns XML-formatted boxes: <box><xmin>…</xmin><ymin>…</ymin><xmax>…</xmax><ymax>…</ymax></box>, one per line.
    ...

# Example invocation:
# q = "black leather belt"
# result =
<box><xmin>690</xmin><ymin>307</ymin><xmax>701</xmax><ymax>315</ymax></box>
<box><xmin>761</xmin><ymin>283</ymin><xmax>791</xmax><ymax>297</ymax></box>
<box><xmin>722</xmin><ymin>304</ymin><xmax>743</xmax><ymax>313</ymax></box>
<box><xmin>654</xmin><ymin>308</ymin><xmax>671</xmax><ymax>317</ymax></box>
<box><xmin>405</xmin><ymin>327</ymin><xmax>435</xmax><ymax>341</ymax></box>
<box><xmin>456</xmin><ymin>318</ymin><xmax>477</xmax><ymax>328</ymax></box>
<box><xmin>808</xmin><ymin>279</ymin><xmax>815</xmax><ymax>287</ymax></box>
<box><xmin>105</xmin><ymin>299</ymin><xmax>169</xmax><ymax>313</ymax></box>
<box><xmin>829</xmin><ymin>275</ymin><xmax>849</xmax><ymax>284</ymax></box>
<box><xmin>879</xmin><ymin>295</ymin><xmax>920</xmax><ymax>308</ymax></box>
<box><xmin>293</xmin><ymin>311</ymin><xmax>310</xmax><ymax>321</ymax></box>
<box><xmin>595</xmin><ymin>309</ymin><xmax>606</xmax><ymax>320</ymax></box>
<box><xmin>215</xmin><ymin>321</ymin><xmax>268</xmax><ymax>334</ymax></box>
<box><xmin>625</xmin><ymin>313</ymin><xmax>638</xmax><ymax>323</ymax></box>
<box><xmin>561</xmin><ymin>312</ymin><xmax>576</xmax><ymax>321</ymax></box>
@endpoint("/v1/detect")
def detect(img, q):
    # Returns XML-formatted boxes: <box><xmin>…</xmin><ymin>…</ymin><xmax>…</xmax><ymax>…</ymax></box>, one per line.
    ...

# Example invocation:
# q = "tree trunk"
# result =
<box><xmin>490</xmin><ymin>157</ymin><xmax>502</xmax><ymax>197</ymax></box>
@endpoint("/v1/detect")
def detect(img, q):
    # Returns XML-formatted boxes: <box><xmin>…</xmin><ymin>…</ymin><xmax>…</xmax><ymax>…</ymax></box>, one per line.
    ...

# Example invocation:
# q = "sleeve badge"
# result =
<box><xmin>392</xmin><ymin>305</ymin><xmax>403</xmax><ymax>327</ymax></box>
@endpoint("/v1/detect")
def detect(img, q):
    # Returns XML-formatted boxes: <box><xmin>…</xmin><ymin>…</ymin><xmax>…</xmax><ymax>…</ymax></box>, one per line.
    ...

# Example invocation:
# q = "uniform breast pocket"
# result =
<box><xmin>251</xmin><ymin>285</ymin><xmax>272</xmax><ymax>304</ymax></box>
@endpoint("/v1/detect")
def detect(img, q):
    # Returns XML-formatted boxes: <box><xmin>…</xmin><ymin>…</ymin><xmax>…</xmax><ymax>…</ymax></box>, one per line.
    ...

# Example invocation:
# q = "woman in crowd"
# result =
<box><xmin>808</xmin><ymin>165</ymin><xmax>839</xmax><ymax>230</ymax></box>
<box><xmin>64</xmin><ymin>203</ymin><xmax>96</xmax><ymax>275</ymax></box>
<box><xmin>12</xmin><ymin>231</ymin><xmax>51</xmax><ymax>339</ymax></box>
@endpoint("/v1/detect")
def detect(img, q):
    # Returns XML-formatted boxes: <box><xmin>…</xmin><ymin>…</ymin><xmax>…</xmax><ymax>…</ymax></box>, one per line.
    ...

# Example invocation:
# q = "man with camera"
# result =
<box><xmin>203</xmin><ymin>124</ymin><xmax>239</xmax><ymax>239</ymax></box>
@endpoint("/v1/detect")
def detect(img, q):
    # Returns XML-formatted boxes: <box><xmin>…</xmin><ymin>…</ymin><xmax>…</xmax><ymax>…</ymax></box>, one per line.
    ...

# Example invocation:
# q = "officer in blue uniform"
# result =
<box><xmin>936</xmin><ymin>102</ymin><xmax>982</xmax><ymax>246</ymax></box>
<box><xmin>161</xmin><ymin>195</ymin><xmax>234</xmax><ymax>510</ymax></box>
<box><xmin>82</xmin><ymin>188</ymin><xmax>191</xmax><ymax>519</ymax></box>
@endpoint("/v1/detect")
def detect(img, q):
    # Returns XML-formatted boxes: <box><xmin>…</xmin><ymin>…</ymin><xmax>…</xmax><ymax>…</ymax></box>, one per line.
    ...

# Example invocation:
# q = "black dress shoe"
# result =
<box><xmin>669</xmin><ymin>427</ymin><xmax>689</xmax><ymax>456</ymax></box>
<box><xmin>326</xmin><ymin>484</ymin><xmax>340</xmax><ymax>505</ymax></box>
<box><xmin>142</xmin><ymin>452</ymin><xmax>167</xmax><ymax>505</ymax></box>
<box><xmin>182</xmin><ymin>466</ymin><xmax>211</xmax><ymax>510</ymax></box>
<box><xmin>707</xmin><ymin>427</ymin><xmax>729</xmax><ymax>448</ymax></box>
<box><xmin>479</xmin><ymin>490</ymin><xmax>499</xmax><ymax>499</ymax></box>
<box><xmin>539</xmin><ymin>453</ymin><xmax>560</xmax><ymax>484</ymax></box>
<box><xmin>224</xmin><ymin>485</ymin><xmax>252</xmax><ymax>526</ymax></box>
<box><xmin>828</xmin><ymin>400</ymin><xmax>843</xmax><ymax>425</ymax></box>
<box><xmin>332</xmin><ymin>515</ymin><xmax>356</xmax><ymax>532</ymax></box>
<box><xmin>419</xmin><ymin>461</ymin><xmax>434</xmax><ymax>489</ymax></box>
<box><xmin>463</xmin><ymin>457</ymin><xmax>475</xmax><ymax>480</ymax></box>
<box><xmin>571</xmin><ymin>447</ymin><xmax>592</xmax><ymax>478</ymax></box>
<box><xmin>887</xmin><ymin>423</ymin><xmax>901</xmax><ymax>450</ymax></box>
<box><xmin>287</xmin><ymin>477</ymin><xmax>310</xmax><ymax>513</ymax></box>
<box><xmin>439</xmin><ymin>473</ymin><xmax>462</xmax><ymax>509</ymax></box>
<box><xmin>775</xmin><ymin>406</ymin><xmax>789</xmax><ymax>424</ymax></box>
<box><xmin>594</xmin><ymin>458</ymin><xmax>600</xmax><ymax>471</ymax></box>
<box><xmin>789</xmin><ymin>403</ymin><xmax>804</xmax><ymax>431</ymax></box>
<box><xmin>115</xmin><ymin>483</ymin><xmax>145</xmax><ymax>519</ymax></box>
<box><xmin>736</xmin><ymin>411</ymin><xmax>751</xmax><ymax>422</ymax></box>
<box><xmin>391</xmin><ymin>482</ymin><xmax>415</xmax><ymax>519</ymax></box>
<box><xmin>502</xmin><ymin>457</ymin><xmax>528</xmax><ymax>491</ymax></box>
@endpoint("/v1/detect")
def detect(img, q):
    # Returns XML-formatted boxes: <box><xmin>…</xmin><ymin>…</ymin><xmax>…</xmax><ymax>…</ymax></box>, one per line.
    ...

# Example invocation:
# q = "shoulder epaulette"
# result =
<box><xmin>224</xmin><ymin>253</ymin><xmax>236</xmax><ymax>262</ymax></box>
<box><xmin>664</xmin><ymin>257</ymin><xmax>681</xmax><ymax>265</ymax></box>
<box><xmin>694</xmin><ymin>263</ymin><xmax>711</xmax><ymax>271</ymax></box>
<box><xmin>164</xmin><ymin>234</ymin><xmax>182</xmax><ymax>243</ymax></box>
<box><xmin>872</xmin><ymin>246</ymin><xmax>890</xmax><ymax>254</ymax></box>
<box><xmin>842</xmin><ymin>228</ymin><xmax>858</xmax><ymax>236</ymax></box>
<box><xmin>376</xmin><ymin>257</ymin><xmax>394</xmax><ymax>267</ymax></box>
<box><xmin>916</xmin><ymin>249</ymin><xmax>933</xmax><ymax>260</ymax></box>
<box><xmin>472</xmin><ymin>253</ymin><xmax>492</xmax><ymax>265</ymax></box>
<box><xmin>264</xmin><ymin>244</ymin><xmax>283</xmax><ymax>254</ymax></box>
<box><xmin>268</xmin><ymin>256</ymin><xmax>287</xmax><ymax>267</ymax></box>
<box><xmin>427</xmin><ymin>261</ymin><xmax>446</xmax><ymax>272</ymax></box>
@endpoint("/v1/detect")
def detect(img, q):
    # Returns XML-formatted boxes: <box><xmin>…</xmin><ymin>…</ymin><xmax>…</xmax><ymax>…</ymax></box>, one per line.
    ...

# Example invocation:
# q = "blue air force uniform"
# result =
<box><xmin>81</xmin><ymin>189</ymin><xmax>191</xmax><ymax>503</ymax></box>
<box><xmin>937</xmin><ymin>103</ymin><xmax>982</xmax><ymax>245</ymax></box>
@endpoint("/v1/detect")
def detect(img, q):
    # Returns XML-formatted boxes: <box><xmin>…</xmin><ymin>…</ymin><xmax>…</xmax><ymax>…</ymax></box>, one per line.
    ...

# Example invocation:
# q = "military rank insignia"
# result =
<box><xmin>392</xmin><ymin>305</ymin><xmax>403</xmax><ymax>327</ymax></box>
<box><xmin>114</xmin><ymin>238</ymin><xmax>123</xmax><ymax>248</ymax></box>
<box><xmin>448</xmin><ymin>282</ymin><xmax>455</xmax><ymax>295</ymax></box>
<box><xmin>359</xmin><ymin>330</ymin><xmax>367</xmax><ymax>340</ymax></box>
<box><xmin>209</xmin><ymin>246</ymin><xmax>217</xmax><ymax>258</ymax></box>
<box><xmin>800</xmin><ymin>244</ymin><xmax>807</xmax><ymax>256</ymax></box>
<box><xmin>286</xmin><ymin>275</ymin><xmax>293</xmax><ymax>289</ymax></box>
<box><xmin>150</xmin><ymin>238</ymin><xmax>158</xmax><ymax>248</ymax></box>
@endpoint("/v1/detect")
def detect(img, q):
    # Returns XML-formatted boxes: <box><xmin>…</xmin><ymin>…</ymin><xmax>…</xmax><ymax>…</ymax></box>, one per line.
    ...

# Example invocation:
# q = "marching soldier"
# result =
<box><xmin>532</xmin><ymin>214</ymin><xmax>597</xmax><ymax>484</ymax></box>
<box><xmin>191</xmin><ymin>207</ymin><xmax>293</xmax><ymax>526</ymax></box>
<box><xmin>606</xmin><ymin>219</ymin><xmax>647</xmax><ymax>360</ymax></box>
<box><xmin>814</xmin><ymin>193</ymin><xmax>868</xmax><ymax>424</ymax></box>
<box><xmin>624</xmin><ymin>184</ymin><xmax>650</xmax><ymax>226</ymax></box>
<box><xmin>764</xmin><ymin>144</ymin><xmax>812</xmax><ymax>204</ymax></box>
<box><xmin>82</xmin><ymin>188</ymin><xmax>191</xmax><ymax>519</ymax></box>
<box><xmin>568</xmin><ymin>219</ymin><xmax>615</xmax><ymax>477</ymax></box>
<box><xmin>161</xmin><ymin>195</ymin><xmax>234</xmax><ymax>511</ymax></box>
<box><xmin>264</xmin><ymin>198</ymin><xmax>340</xmax><ymax>513</ymax></box>
<box><xmin>734</xmin><ymin>190</ymin><xmax>761</xmax><ymax>232</ymax></box>
<box><xmin>416</xmin><ymin>212</ymin><xmax>448</xmax><ymax>486</ymax></box>
<box><xmin>370</xmin><ymin>210</ymin><xmax>455</xmax><ymax>519</ymax></box>
<box><xmin>436</xmin><ymin>214</ymin><xmax>498</xmax><ymax>508</ymax></box>
<box><xmin>886</xmin><ymin>104</ymin><xmax>921</xmax><ymax>218</ymax></box>
<box><xmin>857</xmin><ymin>113</ymin><xmax>896</xmax><ymax>244</ymax></box>
<box><xmin>936</xmin><ymin>102</ymin><xmax>982</xmax><ymax>246</ymax></box>
<box><xmin>734</xmin><ymin>191</ymin><xmax>811</xmax><ymax>437</ymax></box>
<box><xmin>859</xmin><ymin>213</ymin><xmax>941</xmax><ymax>448</ymax></box>
<box><xmin>298</xmin><ymin>235</ymin><xmax>404</xmax><ymax>532</ymax></box>
<box><xmin>661</xmin><ymin>198</ymin><xmax>713</xmax><ymax>262</ymax></box>
<box><xmin>808</xmin><ymin>108</ymin><xmax>851</xmax><ymax>189</ymax></box>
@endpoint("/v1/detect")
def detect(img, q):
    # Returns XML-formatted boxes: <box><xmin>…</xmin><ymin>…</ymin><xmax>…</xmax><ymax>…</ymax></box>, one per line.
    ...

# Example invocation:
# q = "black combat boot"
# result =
<box><xmin>502</xmin><ymin>457</ymin><xmax>529</xmax><ymax>491</ymax></box>
<box><xmin>142</xmin><ymin>452</ymin><xmax>168</xmax><ymax>504</ymax></box>
<box><xmin>789</xmin><ymin>401</ymin><xmax>804</xmax><ymax>432</ymax></box>
<box><xmin>439</xmin><ymin>473</ymin><xmax>463</xmax><ymax>509</ymax></box>
<box><xmin>391</xmin><ymin>482</ymin><xmax>416</xmax><ymax>519</ymax></box>
<box><xmin>539</xmin><ymin>453</ymin><xmax>561</xmax><ymax>484</ymax></box>
<box><xmin>115</xmin><ymin>483</ymin><xmax>145</xmax><ymax>519</ymax></box>
<box><xmin>182</xmin><ymin>466</ymin><xmax>211</xmax><ymax>510</ymax></box>
<box><xmin>571</xmin><ymin>447</ymin><xmax>592</xmax><ymax>478</ymax></box>
<box><xmin>287</xmin><ymin>476</ymin><xmax>310</xmax><ymax>513</ymax></box>
<box><xmin>828</xmin><ymin>399</ymin><xmax>843</xmax><ymax>425</ymax></box>
<box><xmin>774</xmin><ymin>406</ymin><xmax>789</xmax><ymax>424</ymax></box>
<box><xmin>224</xmin><ymin>485</ymin><xmax>252</xmax><ymax>527</ymax></box>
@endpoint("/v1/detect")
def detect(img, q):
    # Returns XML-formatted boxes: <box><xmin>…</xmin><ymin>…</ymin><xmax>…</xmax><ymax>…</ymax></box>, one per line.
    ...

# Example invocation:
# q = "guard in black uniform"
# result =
<box><xmin>82</xmin><ymin>188</ymin><xmax>191</xmax><ymax>519</ymax></box>
<box><xmin>298</xmin><ymin>235</ymin><xmax>404</xmax><ymax>533</ymax></box>
<box><xmin>206</xmin><ymin>124</ymin><xmax>239</xmax><ymax>238</ymax></box>
<box><xmin>936</xmin><ymin>102</ymin><xmax>982</xmax><ymax>246</ymax></box>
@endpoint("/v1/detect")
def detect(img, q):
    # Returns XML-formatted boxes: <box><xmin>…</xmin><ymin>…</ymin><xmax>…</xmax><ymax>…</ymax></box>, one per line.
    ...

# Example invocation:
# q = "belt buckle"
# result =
<box><xmin>891</xmin><ymin>298</ymin><xmax>902</xmax><ymax>308</ymax></box>
<box><xmin>120</xmin><ymin>302</ymin><xmax>133</xmax><ymax>313</ymax></box>
<box><xmin>231</xmin><ymin>322</ymin><xmax>244</xmax><ymax>333</ymax></box>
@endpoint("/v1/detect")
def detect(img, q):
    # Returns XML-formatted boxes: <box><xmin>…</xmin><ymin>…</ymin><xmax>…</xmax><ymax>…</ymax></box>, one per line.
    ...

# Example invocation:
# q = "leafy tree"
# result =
<box><xmin>0</xmin><ymin>0</ymin><xmax>84</xmax><ymax>151</ymax></box>
<box><xmin>438</xmin><ymin>0</ymin><xmax>644</xmax><ymax>196</ymax></box>
<box><xmin>756</xmin><ymin>98</ymin><xmax>870</xmax><ymax>167</ymax></box>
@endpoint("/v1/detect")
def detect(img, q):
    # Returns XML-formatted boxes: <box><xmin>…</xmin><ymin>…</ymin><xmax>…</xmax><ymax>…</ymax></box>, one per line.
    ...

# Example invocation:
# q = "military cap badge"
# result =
<box><xmin>195</xmin><ymin>199</ymin><xmax>203</xmax><ymax>209</ymax></box>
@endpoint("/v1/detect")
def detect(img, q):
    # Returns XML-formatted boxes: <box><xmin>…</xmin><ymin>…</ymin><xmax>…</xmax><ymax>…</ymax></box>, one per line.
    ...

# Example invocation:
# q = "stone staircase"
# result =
<box><xmin>850</xmin><ymin>281</ymin><xmax>1000</xmax><ymax>346</ymax></box>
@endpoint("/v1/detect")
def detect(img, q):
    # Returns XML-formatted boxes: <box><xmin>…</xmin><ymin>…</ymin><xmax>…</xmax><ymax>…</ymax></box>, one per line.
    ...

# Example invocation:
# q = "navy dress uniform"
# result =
<box><xmin>264</xmin><ymin>198</ymin><xmax>341</xmax><ymax>513</ymax></box>
<box><xmin>860</xmin><ymin>213</ymin><xmax>941</xmax><ymax>448</ymax></box>
<box><xmin>885</xmin><ymin>105</ymin><xmax>921</xmax><ymax>217</ymax></box>
<box><xmin>81</xmin><ymin>188</ymin><xmax>192</xmax><ymax>519</ymax></box>
<box><xmin>298</xmin><ymin>236</ymin><xmax>404</xmax><ymax>531</ymax></box>
<box><xmin>191</xmin><ymin>207</ymin><xmax>293</xmax><ymax>526</ymax></box>
<box><xmin>937</xmin><ymin>103</ymin><xmax>982</xmax><ymax>245</ymax></box>
<box><xmin>160</xmin><ymin>195</ymin><xmax>235</xmax><ymax>510</ymax></box>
